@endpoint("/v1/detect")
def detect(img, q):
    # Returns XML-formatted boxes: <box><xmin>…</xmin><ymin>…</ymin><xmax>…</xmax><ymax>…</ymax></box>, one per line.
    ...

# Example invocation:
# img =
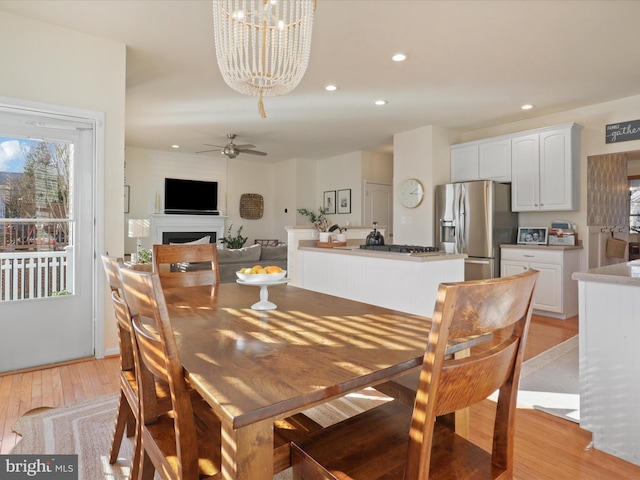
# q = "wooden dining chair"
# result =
<box><xmin>100</xmin><ymin>254</ymin><xmax>144</xmax><ymax>478</ymax></box>
<box><xmin>119</xmin><ymin>267</ymin><xmax>325</xmax><ymax>479</ymax></box>
<box><xmin>120</xmin><ymin>266</ymin><xmax>222</xmax><ymax>479</ymax></box>
<box><xmin>290</xmin><ymin>269</ymin><xmax>539</xmax><ymax>480</ymax></box>
<box><xmin>152</xmin><ymin>243</ymin><xmax>220</xmax><ymax>288</ymax></box>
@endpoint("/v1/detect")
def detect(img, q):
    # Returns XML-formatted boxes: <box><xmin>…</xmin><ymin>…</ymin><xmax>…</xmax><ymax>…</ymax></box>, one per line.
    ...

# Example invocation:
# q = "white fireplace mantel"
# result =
<box><xmin>150</xmin><ymin>214</ymin><xmax>226</xmax><ymax>244</ymax></box>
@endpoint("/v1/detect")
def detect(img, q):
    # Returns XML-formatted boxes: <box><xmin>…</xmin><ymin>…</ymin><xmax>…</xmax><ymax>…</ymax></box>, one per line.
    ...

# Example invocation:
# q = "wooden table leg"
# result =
<box><xmin>221</xmin><ymin>419</ymin><xmax>274</xmax><ymax>480</ymax></box>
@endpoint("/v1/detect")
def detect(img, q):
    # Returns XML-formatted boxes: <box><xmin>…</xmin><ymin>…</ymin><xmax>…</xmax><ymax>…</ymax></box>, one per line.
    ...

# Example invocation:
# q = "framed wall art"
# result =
<box><xmin>517</xmin><ymin>227</ymin><xmax>548</xmax><ymax>245</ymax></box>
<box><xmin>338</xmin><ymin>189</ymin><xmax>351</xmax><ymax>214</ymax></box>
<box><xmin>323</xmin><ymin>190</ymin><xmax>336</xmax><ymax>214</ymax></box>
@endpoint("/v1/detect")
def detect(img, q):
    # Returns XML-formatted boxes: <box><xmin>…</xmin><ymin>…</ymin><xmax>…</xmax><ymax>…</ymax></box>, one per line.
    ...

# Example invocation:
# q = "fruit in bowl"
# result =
<box><xmin>236</xmin><ymin>265</ymin><xmax>287</xmax><ymax>283</ymax></box>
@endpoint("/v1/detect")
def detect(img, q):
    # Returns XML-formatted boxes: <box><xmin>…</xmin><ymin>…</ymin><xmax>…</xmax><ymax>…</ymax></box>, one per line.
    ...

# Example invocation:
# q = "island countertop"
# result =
<box><xmin>294</xmin><ymin>242</ymin><xmax>465</xmax><ymax>317</ymax></box>
<box><xmin>572</xmin><ymin>261</ymin><xmax>640</xmax><ymax>286</ymax></box>
<box><xmin>298</xmin><ymin>244</ymin><xmax>468</xmax><ymax>262</ymax></box>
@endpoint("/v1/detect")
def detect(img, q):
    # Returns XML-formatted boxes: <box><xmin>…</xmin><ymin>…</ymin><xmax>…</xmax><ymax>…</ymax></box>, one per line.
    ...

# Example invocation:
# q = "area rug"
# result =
<box><xmin>517</xmin><ymin>335</ymin><xmax>579</xmax><ymax>423</ymax></box>
<box><xmin>487</xmin><ymin>335</ymin><xmax>579</xmax><ymax>423</ymax></box>
<box><xmin>10</xmin><ymin>387</ymin><xmax>392</xmax><ymax>480</ymax></box>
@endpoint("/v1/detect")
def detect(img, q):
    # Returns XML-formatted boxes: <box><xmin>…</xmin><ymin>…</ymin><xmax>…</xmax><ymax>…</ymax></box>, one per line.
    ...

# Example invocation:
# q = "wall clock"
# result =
<box><xmin>399</xmin><ymin>178</ymin><xmax>425</xmax><ymax>208</ymax></box>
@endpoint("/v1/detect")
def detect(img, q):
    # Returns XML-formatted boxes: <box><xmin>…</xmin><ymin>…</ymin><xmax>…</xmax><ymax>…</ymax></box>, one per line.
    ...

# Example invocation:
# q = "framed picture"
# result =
<box><xmin>323</xmin><ymin>190</ymin><xmax>336</xmax><ymax>214</ymax></box>
<box><xmin>338</xmin><ymin>189</ymin><xmax>351</xmax><ymax>214</ymax></box>
<box><xmin>124</xmin><ymin>185</ymin><xmax>130</xmax><ymax>213</ymax></box>
<box><xmin>517</xmin><ymin>227</ymin><xmax>548</xmax><ymax>245</ymax></box>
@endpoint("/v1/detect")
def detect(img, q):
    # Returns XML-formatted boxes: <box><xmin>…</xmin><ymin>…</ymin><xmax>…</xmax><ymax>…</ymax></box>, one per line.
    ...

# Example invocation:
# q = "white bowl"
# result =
<box><xmin>236</xmin><ymin>270</ymin><xmax>287</xmax><ymax>283</ymax></box>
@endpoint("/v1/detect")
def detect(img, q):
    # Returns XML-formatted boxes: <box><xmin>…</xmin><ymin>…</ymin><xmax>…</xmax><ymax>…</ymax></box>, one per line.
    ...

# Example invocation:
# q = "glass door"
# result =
<box><xmin>0</xmin><ymin>108</ymin><xmax>95</xmax><ymax>372</ymax></box>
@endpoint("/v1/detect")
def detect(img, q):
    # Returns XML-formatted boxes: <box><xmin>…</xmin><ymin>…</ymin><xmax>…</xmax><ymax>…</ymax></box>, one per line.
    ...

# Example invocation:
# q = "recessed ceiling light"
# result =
<box><xmin>171</xmin><ymin>144</ymin><xmax>180</xmax><ymax>149</ymax></box>
<box><xmin>374</xmin><ymin>100</ymin><xmax>388</xmax><ymax>106</ymax></box>
<box><xmin>521</xmin><ymin>104</ymin><xmax>534</xmax><ymax>110</ymax></box>
<box><xmin>325</xmin><ymin>84</ymin><xmax>338</xmax><ymax>92</ymax></box>
<box><xmin>392</xmin><ymin>53</ymin><xmax>407</xmax><ymax>62</ymax></box>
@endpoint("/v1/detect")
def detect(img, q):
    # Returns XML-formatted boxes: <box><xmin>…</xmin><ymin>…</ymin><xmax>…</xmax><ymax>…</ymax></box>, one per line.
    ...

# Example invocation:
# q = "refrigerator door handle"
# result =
<box><xmin>465</xmin><ymin>259</ymin><xmax>491</xmax><ymax>265</ymax></box>
<box><xmin>454</xmin><ymin>184</ymin><xmax>466</xmax><ymax>254</ymax></box>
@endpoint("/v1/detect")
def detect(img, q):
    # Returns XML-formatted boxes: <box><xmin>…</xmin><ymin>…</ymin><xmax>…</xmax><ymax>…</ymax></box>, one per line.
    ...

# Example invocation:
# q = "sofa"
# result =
<box><xmin>217</xmin><ymin>243</ymin><xmax>288</xmax><ymax>283</ymax></box>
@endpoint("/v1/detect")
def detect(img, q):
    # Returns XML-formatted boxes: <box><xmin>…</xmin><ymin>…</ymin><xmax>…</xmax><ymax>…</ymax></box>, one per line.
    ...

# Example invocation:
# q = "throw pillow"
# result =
<box><xmin>217</xmin><ymin>243</ymin><xmax>262</xmax><ymax>264</ymax></box>
<box><xmin>260</xmin><ymin>244</ymin><xmax>287</xmax><ymax>261</ymax></box>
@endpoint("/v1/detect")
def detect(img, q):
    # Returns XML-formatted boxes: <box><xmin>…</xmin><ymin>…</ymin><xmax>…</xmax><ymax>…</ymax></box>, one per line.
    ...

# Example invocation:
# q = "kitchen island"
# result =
<box><xmin>295</xmin><ymin>242</ymin><xmax>466</xmax><ymax>317</ymax></box>
<box><xmin>572</xmin><ymin>262</ymin><xmax>640</xmax><ymax>466</ymax></box>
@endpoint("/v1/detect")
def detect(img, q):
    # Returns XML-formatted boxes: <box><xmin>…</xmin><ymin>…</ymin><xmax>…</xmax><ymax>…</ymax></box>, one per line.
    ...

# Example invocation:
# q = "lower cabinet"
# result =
<box><xmin>500</xmin><ymin>246</ymin><xmax>581</xmax><ymax>319</ymax></box>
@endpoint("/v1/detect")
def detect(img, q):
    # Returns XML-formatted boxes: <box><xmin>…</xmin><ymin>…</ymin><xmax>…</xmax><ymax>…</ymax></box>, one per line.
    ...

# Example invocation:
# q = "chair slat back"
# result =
<box><xmin>152</xmin><ymin>243</ymin><xmax>220</xmax><ymax>287</ymax></box>
<box><xmin>119</xmin><ymin>267</ymin><xmax>200</xmax><ymax>479</ymax></box>
<box><xmin>406</xmin><ymin>269</ymin><xmax>538</xmax><ymax>480</ymax></box>
<box><xmin>101</xmin><ymin>254</ymin><xmax>134</xmax><ymax>372</ymax></box>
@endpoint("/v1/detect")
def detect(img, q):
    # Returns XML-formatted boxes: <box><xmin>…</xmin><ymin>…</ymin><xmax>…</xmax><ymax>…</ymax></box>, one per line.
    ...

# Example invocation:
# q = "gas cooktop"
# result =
<box><xmin>359</xmin><ymin>244</ymin><xmax>439</xmax><ymax>253</ymax></box>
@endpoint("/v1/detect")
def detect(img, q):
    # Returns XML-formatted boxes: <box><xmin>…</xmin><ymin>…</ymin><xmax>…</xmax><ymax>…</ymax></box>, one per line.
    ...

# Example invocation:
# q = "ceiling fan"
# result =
<box><xmin>196</xmin><ymin>133</ymin><xmax>267</xmax><ymax>159</ymax></box>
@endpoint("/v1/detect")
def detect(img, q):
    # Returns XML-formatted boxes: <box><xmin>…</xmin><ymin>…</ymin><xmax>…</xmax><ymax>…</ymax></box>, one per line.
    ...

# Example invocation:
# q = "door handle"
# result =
<box><xmin>465</xmin><ymin>259</ymin><xmax>490</xmax><ymax>265</ymax></box>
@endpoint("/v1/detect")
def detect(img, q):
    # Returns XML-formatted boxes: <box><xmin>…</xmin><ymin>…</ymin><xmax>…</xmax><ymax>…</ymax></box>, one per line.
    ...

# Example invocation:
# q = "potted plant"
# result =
<box><xmin>221</xmin><ymin>224</ymin><xmax>248</xmax><ymax>249</ymax></box>
<box><xmin>297</xmin><ymin>207</ymin><xmax>330</xmax><ymax>232</ymax></box>
<box><xmin>138</xmin><ymin>248</ymin><xmax>152</xmax><ymax>264</ymax></box>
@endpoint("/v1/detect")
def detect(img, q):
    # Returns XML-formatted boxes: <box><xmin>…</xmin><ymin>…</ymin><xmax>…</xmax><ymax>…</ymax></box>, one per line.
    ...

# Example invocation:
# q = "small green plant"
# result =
<box><xmin>297</xmin><ymin>207</ymin><xmax>330</xmax><ymax>232</ymax></box>
<box><xmin>138</xmin><ymin>248</ymin><xmax>152</xmax><ymax>264</ymax></box>
<box><xmin>221</xmin><ymin>224</ymin><xmax>248</xmax><ymax>249</ymax></box>
<box><xmin>52</xmin><ymin>290</ymin><xmax>72</xmax><ymax>296</ymax></box>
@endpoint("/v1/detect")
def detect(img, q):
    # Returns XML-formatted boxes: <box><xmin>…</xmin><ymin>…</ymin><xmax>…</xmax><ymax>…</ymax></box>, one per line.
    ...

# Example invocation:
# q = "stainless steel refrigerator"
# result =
<box><xmin>435</xmin><ymin>180</ymin><xmax>518</xmax><ymax>280</ymax></box>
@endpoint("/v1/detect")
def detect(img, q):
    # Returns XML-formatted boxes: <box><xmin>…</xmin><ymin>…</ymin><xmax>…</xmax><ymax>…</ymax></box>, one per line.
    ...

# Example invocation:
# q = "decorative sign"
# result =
<box><xmin>606</xmin><ymin>120</ymin><xmax>640</xmax><ymax>144</ymax></box>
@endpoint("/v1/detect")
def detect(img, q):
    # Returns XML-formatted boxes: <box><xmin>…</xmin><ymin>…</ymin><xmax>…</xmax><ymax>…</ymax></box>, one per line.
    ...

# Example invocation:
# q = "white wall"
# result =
<box><xmin>0</xmin><ymin>10</ymin><xmax>126</xmax><ymax>354</ymax></box>
<box><xmin>393</xmin><ymin>125</ymin><xmax>453</xmax><ymax>245</ymax></box>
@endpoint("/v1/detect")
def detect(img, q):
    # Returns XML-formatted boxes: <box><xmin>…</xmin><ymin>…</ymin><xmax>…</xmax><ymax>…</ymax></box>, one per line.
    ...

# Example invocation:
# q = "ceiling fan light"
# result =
<box><xmin>212</xmin><ymin>0</ymin><xmax>316</xmax><ymax>118</ymax></box>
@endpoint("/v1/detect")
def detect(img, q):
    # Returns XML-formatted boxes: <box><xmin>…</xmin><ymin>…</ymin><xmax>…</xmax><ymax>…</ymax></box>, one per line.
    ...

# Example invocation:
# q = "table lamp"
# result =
<box><xmin>128</xmin><ymin>218</ymin><xmax>150</xmax><ymax>262</ymax></box>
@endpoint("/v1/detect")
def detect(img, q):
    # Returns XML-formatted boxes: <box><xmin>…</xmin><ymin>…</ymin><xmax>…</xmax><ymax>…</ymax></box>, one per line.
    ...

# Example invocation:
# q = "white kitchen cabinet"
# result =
<box><xmin>511</xmin><ymin>123</ymin><xmax>581</xmax><ymax>212</ymax></box>
<box><xmin>450</xmin><ymin>138</ymin><xmax>511</xmax><ymax>183</ymax></box>
<box><xmin>500</xmin><ymin>246</ymin><xmax>581</xmax><ymax>319</ymax></box>
<box><xmin>450</xmin><ymin>144</ymin><xmax>479</xmax><ymax>182</ymax></box>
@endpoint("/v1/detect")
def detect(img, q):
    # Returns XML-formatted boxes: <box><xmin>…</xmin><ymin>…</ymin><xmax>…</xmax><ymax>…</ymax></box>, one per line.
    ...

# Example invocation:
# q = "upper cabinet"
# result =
<box><xmin>451</xmin><ymin>137</ymin><xmax>511</xmax><ymax>183</ymax></box>
<box><xmin>511</xmin><ymin>123</ymin><xmax>581</xmax><ymax>212</ymax></box>
<box><xmin>450</xmin><ymin>123</ymin><xmax>581</xmax><ymax>212</ymax></box>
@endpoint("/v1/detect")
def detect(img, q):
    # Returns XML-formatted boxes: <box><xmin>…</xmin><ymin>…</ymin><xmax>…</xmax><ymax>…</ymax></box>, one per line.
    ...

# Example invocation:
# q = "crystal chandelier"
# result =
<box><xmin>212</xmin><ymin>0</ymin><xmax>316</xmax><ymax>118</ymax></box>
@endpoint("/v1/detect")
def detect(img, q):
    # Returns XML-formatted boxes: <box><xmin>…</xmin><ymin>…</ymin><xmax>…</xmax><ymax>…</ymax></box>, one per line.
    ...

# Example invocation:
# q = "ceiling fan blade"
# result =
<box><xmin>234</xmin><ymin>144</ymin><xmax>256</xmax><ymax>150</ymax></box>
<box><xmin>241</xmin><ymin>149</ymin><xmax>267</xmax><ymax>156</ymax></box>
<box><xmin>196</xmin><ymin>148</ymin><xmax>223</xmax><ymax>154</ymax></box>
<box><xmin>203</xmin><ymin>143</ymin><xmax>225</xmax><ymax>148</ymax></box>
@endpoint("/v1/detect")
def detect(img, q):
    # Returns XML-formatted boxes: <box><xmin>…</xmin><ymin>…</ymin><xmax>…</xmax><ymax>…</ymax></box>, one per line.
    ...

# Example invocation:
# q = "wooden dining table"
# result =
<box><xmin>163</xmin><ymin>281</ymin><xmax>461</xmax><ymax>480</ymax></box>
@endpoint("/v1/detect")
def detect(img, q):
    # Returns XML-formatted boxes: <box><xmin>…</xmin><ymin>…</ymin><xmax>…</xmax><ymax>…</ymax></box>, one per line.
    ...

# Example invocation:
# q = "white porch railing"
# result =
<box><xmin>0</xmin><ymin>246</ymin><xmax>73</xmax><ymax>301</ymax></box>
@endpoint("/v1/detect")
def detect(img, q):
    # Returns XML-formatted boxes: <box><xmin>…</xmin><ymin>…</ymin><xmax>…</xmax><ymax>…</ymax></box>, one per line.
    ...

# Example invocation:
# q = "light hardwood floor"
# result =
<box><xmin>1</xmin><ymin>315</ymin><xmax>639</xmax><ymax>478</ymax></box>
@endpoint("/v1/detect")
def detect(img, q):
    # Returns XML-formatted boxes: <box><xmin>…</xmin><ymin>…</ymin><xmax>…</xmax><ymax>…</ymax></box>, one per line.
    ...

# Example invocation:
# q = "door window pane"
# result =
<box><xmin>630</xmin><ymin>177</ymin><xmax>640</xmax><ymax>234</ymax></box>
<box><xmin>1</xmin><ymin>136</ymin><xmax>72</xmax><ymax>299</ymax></box>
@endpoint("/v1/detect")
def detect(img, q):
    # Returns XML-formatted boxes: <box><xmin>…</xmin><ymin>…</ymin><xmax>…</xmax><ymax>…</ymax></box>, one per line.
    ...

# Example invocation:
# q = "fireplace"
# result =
<box><xmin>151</xmin><ymin>214</ymin><xmax>225</xmax><ymax>245</ymax></box>
<box><xmin>162</xmin><ymin>231</ymin><xmax>216</xmax><ymax>244</ymax></box>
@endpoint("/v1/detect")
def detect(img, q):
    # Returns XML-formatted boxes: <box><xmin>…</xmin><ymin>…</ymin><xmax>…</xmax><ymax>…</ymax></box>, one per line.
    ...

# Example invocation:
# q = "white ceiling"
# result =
<box><xmin>1</xmin><ymin>0</ymin><xmax>640</xmax><ymax>162</ymax></box>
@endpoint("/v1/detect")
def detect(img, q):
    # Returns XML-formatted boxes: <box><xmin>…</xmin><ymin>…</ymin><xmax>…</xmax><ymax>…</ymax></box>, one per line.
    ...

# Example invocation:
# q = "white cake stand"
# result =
<box><xmin>236</xmin><ymin>278</ymin><xmax>289</xmax><ymax>310</ymax></box>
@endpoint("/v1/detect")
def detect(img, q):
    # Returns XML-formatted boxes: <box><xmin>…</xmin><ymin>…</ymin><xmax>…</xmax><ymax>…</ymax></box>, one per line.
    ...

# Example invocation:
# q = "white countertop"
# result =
<box><xmin>501</xmin><ymin>243</ymin><xmax>583</xmax><ymax>251</ymax></box>
<box><xmin>572</xmin><ymin>261</ymin><xmax>640</xmax><ymax>286</ymax></box>
<box><xmin>298</xmin><ymin>245</ymin><xmax>467</xmax><ymax>263</ymax></box>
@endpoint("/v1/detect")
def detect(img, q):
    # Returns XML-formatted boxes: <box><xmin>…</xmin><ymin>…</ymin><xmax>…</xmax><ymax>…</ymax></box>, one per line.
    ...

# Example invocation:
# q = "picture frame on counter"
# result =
<box><xmin>323</xmin><ymin>190</ymin><xmax>336</xmax><ymax>214</ymax></box>
<box><xmin>338</xmin><ymin>189</ymin><xmax>351</xmax><ymax>214</ymax></box>
<box><xmin>517</xmin><ymin>227</ymin><xmax>548</xmax><ymax>245</ymax></box>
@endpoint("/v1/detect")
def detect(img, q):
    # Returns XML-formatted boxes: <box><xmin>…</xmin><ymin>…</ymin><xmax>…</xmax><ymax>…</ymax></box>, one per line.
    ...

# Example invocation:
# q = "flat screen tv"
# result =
<box><xmin>164</xmin><ymin>178</ymin><xmax>218</xmax><ymax>215</ymax></box>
